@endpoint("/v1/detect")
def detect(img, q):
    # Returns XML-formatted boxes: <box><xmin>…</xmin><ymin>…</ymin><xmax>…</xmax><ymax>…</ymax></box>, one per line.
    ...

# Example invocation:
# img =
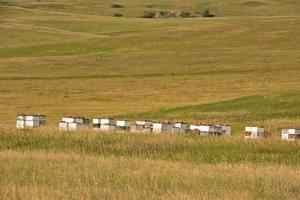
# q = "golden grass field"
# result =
<box><xmin>0</xmin><ymin>129</ymin><xmax>299</xmax><ymax>199</ymax></box>
<box><xmin>0</xmin><ymin>0</ymin><xmax>300</xmax><ymax>199</ymax></box>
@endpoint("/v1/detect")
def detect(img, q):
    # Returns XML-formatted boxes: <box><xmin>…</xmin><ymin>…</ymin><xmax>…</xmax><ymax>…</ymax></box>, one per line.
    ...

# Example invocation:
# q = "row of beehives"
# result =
<box><xmin>60</xmin><ymin>116</ymin><xmax>231</xmax><ymax>136</ymax></box>
<box><xmin>16</xmin><ymin>114</ymin><xmax>46</xmax><ymax>129</ymax></box>
<box><xmin>15</xmin><ymin>114</ymin><xmax>300</xmax><ymax>140</ymax></box>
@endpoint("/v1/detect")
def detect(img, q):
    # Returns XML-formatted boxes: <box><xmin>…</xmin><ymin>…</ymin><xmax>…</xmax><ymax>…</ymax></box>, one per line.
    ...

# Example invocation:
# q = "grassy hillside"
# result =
<box><xmin>0</xmin><ymin>1</ymin><xmax>300</xmax><ymax>199</ymax></box>
<box><xmin>1</xmin><ymin>0</ymin><xmax>300</xmax><ymax>17</ymax></box>
<box><xmin>120</xmin><ymin>91</ymin><xmax>300</xmax><ymax>133</ymax></box>
<box><xmin>0</xmin><ymin>1</ymin><xmax>299</xmax><ymax>131</ymax></box>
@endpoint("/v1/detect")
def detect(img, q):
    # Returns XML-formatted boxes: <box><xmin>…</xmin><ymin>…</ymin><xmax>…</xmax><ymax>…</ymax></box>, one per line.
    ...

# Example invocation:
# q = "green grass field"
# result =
<box><xmin>0</xmin><ymin>0</ymin><xmax>300</xmax><ymax>199</ymax></box>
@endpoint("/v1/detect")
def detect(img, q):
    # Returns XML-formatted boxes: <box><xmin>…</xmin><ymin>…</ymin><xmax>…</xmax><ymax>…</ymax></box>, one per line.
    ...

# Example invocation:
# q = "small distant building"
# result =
<box><xmin>172</xmin><ymin>122</ymin><xmax>188</xmax><ymax>134</ymax></box>
<box><xmin>115</xmin><ymin>120</ymin><xmax>131</xmax><ymax>132</ymax></box>
<box><xmin>282</xmin><ymin>128</ymin><xmax>300</xmax><ymax>141</ymax></box>
<box><xmin>16</xmin><ymin>114</ymin><xmax>46</xmax><ymax>129</ymax></box>
<box><xmin>245</xmin><ymin>126</ymin><xmax>265</xmax><ymax>139</ymax></box>
<box><xmin>131</xmin><ymin>120</ymin><xmax>153</xmax><ymax>133</ymax></box>
<box><xmin>152</xmin><ymin>122</ymin><xmax>172</xmax><ymax>133</ymax></box>
<box><xmin>59</xmin><ymin>116</ymin><xmax>89</xmax><ymax>131</ymax></box>
<box><xmin>216</xmin><ymin>124</ymin><xmax>231</xmax><ymax>136</ymax></box>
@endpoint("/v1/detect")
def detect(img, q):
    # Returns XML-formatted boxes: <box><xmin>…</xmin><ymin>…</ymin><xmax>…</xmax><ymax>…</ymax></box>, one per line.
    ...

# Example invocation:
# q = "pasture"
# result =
<box><xmin>0</xmin><ymin>0</ymin><xmax>300</xmax><ymax>199</ymax></box>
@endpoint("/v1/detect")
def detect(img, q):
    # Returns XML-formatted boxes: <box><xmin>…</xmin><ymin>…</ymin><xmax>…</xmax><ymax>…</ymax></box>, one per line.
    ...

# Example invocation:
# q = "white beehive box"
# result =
<box><xmin>17</xmin><ymin>114</ymin><xmax>26</xmax><ymax>121</ymax></box>
<box><xmin>25</xmin><ymin>120</ymin><xmax>40</xmax><ymax>127</ymax></box>
<box><xmin>198</xmin><ymin>125</ymin><xmax>215</xmax><ymax>133</ymax></box>
<box><xmin>245</xmin><ymin>127</ymin><xmax>265</xmax><ymax>139</ymax></box>
<box><xmin>59</xmin><ymin>122</ymin><xmax>68</xmax><ymax>131</ymax></box>
<box><xmin>25</xmin><ymin>115</ymin><xmax>40</xmax><ymax>121</ymax></box>
<box><xmin>62</xmin><ymin>117</ymin><xmax>75</xmax><ymax>123</ymax></box>
<box><xmin>190</xmin><ymin>124</ymin><xmax>199</xmax><ymax>131</ymax></box>
<box><xmin>152</xmin><ymin>123</ymin><xmax>162</xmax><ymax>133</ymax></box>
<box><xmin>92</xmin><ymin>118</ymin><xmax>101</xmax><ymax>124</ymax></box>
<box><xmin>282</xmin><ymin>129</ymin><xmax>300</xmax><ymax>141</ymax></box>
<box><xmin>100</xmin><ymin>124</ymin><xmax>115</xmax><ymax>132</ymax></box>
<box><xmin>174</xmin><ymin>122</ymin><xmax>187</xmax><ymax>129</ymax></box>
<box><xmin>173</xmin><ymin>122</ymin><xmax>188</xmax><ymax>133</ymax></box>
<box><xmin>59</xmin><ymin>116</ymin><xmax>89</xmax><ymax>131</ymax></box>
<box><xmin>116</xmin><ymin>120</ymin><xmax>130</xmax><ymax>127</ymax></box>
<box><xmin>75</xmin><ymin>118</ymin><xmax>84</xmax><ymax>124</ymax></box>
<box><xmin>217</xmin><ymin>125</ymin><xmax>231</xmax><ymax>136</ymax></box>
<box><xmin>136</xmin><ymin>120</ymin><xmax>153</xmax><ymax>127</ymax></box>
<box><xmin>68</xmin><ymin>122</ymin><xmax>88</xmax><ymax>131</ymax></box>
<box><xmin>152</xmin><ymin>123</ymin><xmax>171</xmax><ymax>133</ymax></box>
<box><xmin>92</xmin><ymin>119</ymin><xmax>101</xmax><ymax>130</ymax></box>
<box><xmin>16</xmin><ymin>114</ymin><xmax>46</xmax><ymax>129</ymax></box>
<box><xmin>16</xmin><ymin>120</ymin><xmax>25</xmax><ymax>129</ymax></box>
<box><xmin>101</xmin><ymin>118</ymin><xmax>114</xmax><ymax>125</ymax></box>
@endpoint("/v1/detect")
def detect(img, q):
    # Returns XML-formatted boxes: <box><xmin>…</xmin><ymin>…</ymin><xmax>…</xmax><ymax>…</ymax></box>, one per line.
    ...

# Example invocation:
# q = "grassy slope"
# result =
<box><xmin>0</xmin><ymin>3</ymin><xmax>299</xmax><ymax>128</ymax></box>
<box><xmin>2</xmin><ymin>0</ymin><xmax>300</xmax><ymax>17</ymax></box>
<box><xmin>121</xmin><ymin>91</ymin><xmax>300</xmax><ymax>133</ymax></box>
<box><xmin>0</xmin><ymin>1</ymin><xmax>300</xmax><ymax>199</ymax></box>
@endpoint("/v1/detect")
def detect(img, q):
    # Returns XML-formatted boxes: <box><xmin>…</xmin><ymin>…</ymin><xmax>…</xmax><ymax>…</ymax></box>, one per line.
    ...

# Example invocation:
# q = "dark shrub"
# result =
<box><xmin>142</xmin><ymin>11</ymin><xmax>156</xmax><ymax>18</ymax></box>
<box><xmin>202</xmin><ymin>9</ymin><xmax>214</xmax><ymax>17</ymax></box>
<box><xmin>159</xmin><ymin>11</ymin><xmax>169</xmax><ymax>16</ymax></box>
<box><xmin>180</xmin><ymin>11</ymin><xmax>191</xmax><ymax>18</ymax></box>
<box><xmin>113</xmin><ymin>13</ymin><xmax>123</xmax><ymax>17</ymax></box>
<box><xmin>111</xmin><ymin>3</ymin><xmax>124</xmax><ymax>8</ymax></box>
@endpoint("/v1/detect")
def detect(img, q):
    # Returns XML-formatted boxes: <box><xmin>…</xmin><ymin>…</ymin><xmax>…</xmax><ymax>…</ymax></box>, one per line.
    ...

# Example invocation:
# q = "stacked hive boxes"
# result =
<box><xmin>92</xmin><ymin>118</ymin><xmax>115</xmax><ymax>132</ymax></box>
<box><xmin>131</xmin><ymin>120</ymin><xmax>153</xmax><ymax>133</ymax></box>
<box><xmin>189</xmin><ymin>124</ymin><xmax>223</xmax><ymax>136</ymax></box>
<box><xmin>14</xmin><ymin>114</ymin><xmax>237</xmax><ymax>136</ymax></box>
<box><xmin>116</xmin><ymin>120</ymin><xmax>131</xmax><ymax>132</ymax></box>
<box><xmin>172</xmin><ymin>122</ymin><xmax>188</xmax><ymax>134</ymax></box>
<box><xmin>282</xmin><ymin>128</ymin><xmax>300</xmax><ymax>141</ymax></box>
<box><xmin>245</xmin><ymin>126</ymin><xmax>265</xmax><ymax>139</ymax></box>
<box><xmin>198</xmin><ymin>124</ymin><xmax>222</xmax><ymax>136</ymax></box>
<box><xmin>216</xmin><ymin>124</ymin><xmax>231</xmax><ymax>136</ymax></box>
<box><xmin>189</xmin><ymin>124</ymin><xmax>200</xmax><ymax>134</ymax></box>
<box><xmin>59</xmin><ymin>116</ymin><xmax>89</xmax><ymax>131</ymax></box>
<box><xmin>152</xmin><ymin>122</ymin><xmax>172</xmax><ymax>133</ymax></box>
<box><xmin>16</xmin><ymin>114</ymin><xmax>46</xmax><ymax>129</ymax></box>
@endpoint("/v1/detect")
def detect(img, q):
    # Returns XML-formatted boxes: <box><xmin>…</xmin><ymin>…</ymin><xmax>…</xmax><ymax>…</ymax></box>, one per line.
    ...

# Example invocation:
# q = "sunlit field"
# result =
<box><xmin>0</xmin><ymin>0</ymin><xmax>300</xmax><ymax>199</ymax></box>
<box><xmin>0</xmin><ymin>129</ymin><xmax>299</xmax><ymax>199</ymax></box>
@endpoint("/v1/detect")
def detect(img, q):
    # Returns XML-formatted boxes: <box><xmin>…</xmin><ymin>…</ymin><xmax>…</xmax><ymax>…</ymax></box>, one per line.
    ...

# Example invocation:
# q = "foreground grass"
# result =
<box><xmin>0</xmin><ymin>130</ymin><xmax>299</xmax><ymax>199</ymax></box>
<box><xmin>0</xmin><ymin>151</ymin><xmax>299</xmax><ymax>199</ymax></box>
<box><xmin>0</xmin><ymin>129</ymin><xmax>299</xmax><ymax>165</ymax></box>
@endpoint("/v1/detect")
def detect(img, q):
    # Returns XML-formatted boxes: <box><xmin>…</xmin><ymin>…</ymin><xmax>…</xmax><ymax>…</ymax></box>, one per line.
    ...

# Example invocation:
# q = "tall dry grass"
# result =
<box><xmin>0</xmin><ymin>150</ymin><xmax>299</xmax><ymax>200</ymax></box>
<box><xmin>0</xmin><ymin>128</ymin><xmax>299</xmax><ymax>165</ymax></box>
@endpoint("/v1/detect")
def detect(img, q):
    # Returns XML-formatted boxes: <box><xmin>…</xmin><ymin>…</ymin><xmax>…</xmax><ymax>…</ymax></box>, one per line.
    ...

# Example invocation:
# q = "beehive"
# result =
<box><xmin>282</xmin><ymin>129</ymin><xmax>300</xmax><ymax>141</ymax></box>
<box><xmin>152</xmin><ymin>122</ymin><xmax>172</xmax><ymax>133</ymax></box>
<box><xmin>16</xmin><ymin>114</ymin><xmax>46</xmax><ymax>129</ymax></box>
<box><xmin>59</xmin><ymin>116</ymin><xmax>89</xmax><ymax>131</ymax></box>
<box><xmin>245</xmin><ymin>126</ymin><xmax>265</xmax><ymax>139</ymax></box>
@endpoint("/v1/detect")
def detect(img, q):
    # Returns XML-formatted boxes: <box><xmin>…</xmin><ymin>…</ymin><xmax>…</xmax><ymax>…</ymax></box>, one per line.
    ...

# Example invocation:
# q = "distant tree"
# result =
<box><xmin>202</xmin><ymin>9</ymin><xmax>214</xmax><ymax>17</ymax></box>
<box><xmin>113</xmin><ymin>13</ymin><xmax>123</xmax><ymax>17</ymax></box>
<box><xmin>111</xmin><ymin>3</ymin><xmax>124</xmax><ymax>8</ymax></box>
